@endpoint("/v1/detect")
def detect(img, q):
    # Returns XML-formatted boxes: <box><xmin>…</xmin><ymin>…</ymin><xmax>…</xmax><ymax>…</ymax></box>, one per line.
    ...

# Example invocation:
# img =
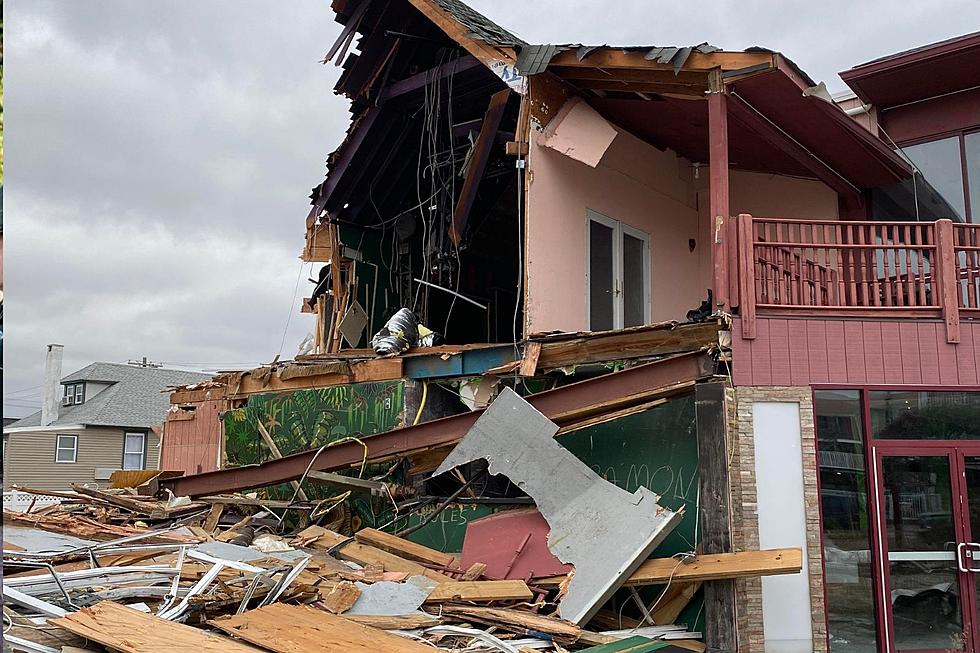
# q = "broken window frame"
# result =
<box><xmin>585</xmin><ymin>209</ymin><xmax>651</xmax><ymax>330</ymax></box>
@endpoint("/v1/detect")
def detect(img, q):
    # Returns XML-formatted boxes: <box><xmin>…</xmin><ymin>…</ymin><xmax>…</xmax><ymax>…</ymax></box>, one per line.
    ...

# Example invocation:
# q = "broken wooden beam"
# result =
<box><xmin>424</xmin><ymin>580</ymin><xmax>533</xmax><ymax>603</ymax></box>
<box><xmin>353</xmin><ymin>527</ymin><xmax>458</xmax><ymax>568</ymax></box>
<box><xmin>537</xmin><ymin>548</ymin><xmax>802</xmax><ymax>587</ymax></box>
<box><xmin>449</xmin><ymin>88</ymin><xmax>511</xmax><ymax>245</ymax></box>
<box><xmin>296</xmin><ymin>526</ymin><xmax>453</xmax><ymax>583</ymax></box>
<box><xmin>158</xmin><ymin>351</ymin><xmax>715</xmax><ymax>497</ymax></box>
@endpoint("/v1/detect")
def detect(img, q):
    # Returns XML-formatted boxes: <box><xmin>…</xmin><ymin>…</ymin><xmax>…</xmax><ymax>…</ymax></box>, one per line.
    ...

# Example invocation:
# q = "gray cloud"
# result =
<box><xmin>5</xmin><ymin>0</ymin><xmax>978</xmax><ymax>416</ymax></box>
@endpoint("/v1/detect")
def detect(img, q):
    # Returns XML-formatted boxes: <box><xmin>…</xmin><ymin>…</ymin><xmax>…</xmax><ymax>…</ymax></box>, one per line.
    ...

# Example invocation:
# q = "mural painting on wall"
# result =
<box><xmin>223</xmin><ymin>381</ymin><xmax>406</xmax><ymax>532</ymax></box>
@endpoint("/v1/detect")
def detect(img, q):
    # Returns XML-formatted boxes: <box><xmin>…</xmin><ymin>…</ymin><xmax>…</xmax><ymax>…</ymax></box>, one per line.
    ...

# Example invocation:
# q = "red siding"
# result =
<box><xmin>159</xmin><ymin>400</ymin><xmax>225</xmax><ymax>475</ymax></box>
<box><xmin>733</xmin><ymin>317</ymin><xmax>980</xmax><ymax>387</ymax></box>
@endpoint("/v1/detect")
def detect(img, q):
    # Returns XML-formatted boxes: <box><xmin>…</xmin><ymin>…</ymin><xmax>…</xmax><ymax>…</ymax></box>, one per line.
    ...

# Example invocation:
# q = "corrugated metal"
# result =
<box><xmin>3</xmin><ymin>426</ymin><xmax>160</xmax><ymax>491</ymax></box>
<box><xmin>732</xmin><ymin>317</ymin><xmax>980</xmax><ymax>387</ymax></box>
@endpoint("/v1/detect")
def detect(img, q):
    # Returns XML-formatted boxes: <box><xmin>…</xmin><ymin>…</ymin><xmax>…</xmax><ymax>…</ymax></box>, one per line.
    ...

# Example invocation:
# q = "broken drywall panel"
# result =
<box><xmin>346</xmin><ymin>575</ymin><xmax>437</xmax><ymax>616</ymax></box>
<box><xmin>538</xmin><ymin>97</ymin><xmax>618</xmax><ymax>168</ymax></box>
<box><xmin>435</xmin><ymin>387</ymin><xmax>682</xmax><ymax>625</ymax></box>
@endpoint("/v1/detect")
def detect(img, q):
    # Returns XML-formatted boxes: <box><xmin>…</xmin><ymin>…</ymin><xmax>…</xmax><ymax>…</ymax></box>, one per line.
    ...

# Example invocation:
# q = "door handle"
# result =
<box><xmin>957</xmin><ymin>542</ymin><xmax>980</xmax><ymax>572</ymax></box>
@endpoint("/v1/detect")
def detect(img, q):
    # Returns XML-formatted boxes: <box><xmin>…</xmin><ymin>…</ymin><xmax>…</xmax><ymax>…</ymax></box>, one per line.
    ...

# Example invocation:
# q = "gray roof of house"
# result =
<box><xmin>6</xmin><ymin>363</ymin><xmax>211</xmax><ymax>430</ymax></box>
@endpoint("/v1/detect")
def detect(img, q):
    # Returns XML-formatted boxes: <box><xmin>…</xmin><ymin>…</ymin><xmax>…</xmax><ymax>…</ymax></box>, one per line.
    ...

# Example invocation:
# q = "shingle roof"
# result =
<box><xmin>6</xmin><ymin>363</ymin><xmax>211</xmax><ymax>430</ymax></box>
<box><xmin>431</xmin><ymin>0</ymin><xmax>525</xmax><ymax>48</ymax></box>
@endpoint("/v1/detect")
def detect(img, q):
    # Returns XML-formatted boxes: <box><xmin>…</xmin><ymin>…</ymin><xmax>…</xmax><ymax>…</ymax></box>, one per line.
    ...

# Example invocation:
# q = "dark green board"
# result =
<box><xmin>222</xmin><ymin>382</ymin><xmax>405</xmax><ymax>518</ymax></box>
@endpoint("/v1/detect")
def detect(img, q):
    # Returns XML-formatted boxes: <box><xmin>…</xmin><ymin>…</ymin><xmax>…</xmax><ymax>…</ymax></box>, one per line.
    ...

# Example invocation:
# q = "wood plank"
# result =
<box><xmin>439</xmin><ymin>604</ymin><xmax>585</xmax><ymax>645</ymax></box>
<box><xmin>625</xmin><ymin>548</ymin><xmax>800</xmax><ymax>586</ymax></box>
<box><xmin>450</xmin><ymin>88</ymin><xmax>511</xmax><ymax>245</ymax></box>
<box><xmin>343</xmin><ymin>613</ymin><xmax>442</xmax><ymax>630</ymax></box>
<box><xmin>297</xmin><ymin>527</ymin><xmax>453</xmax><ymax>582</ymax></box>
<box><xmin>538</xmin><ymin>548</ymin><xmax>801</xmax><ymax>587</ymax></box>
<box><xmin>210</xmin><ymin>603</ymin><xmax>435</xmax><ymax>653</ymax></box>
<box><xmin>424</xmin><ymin>580</ymin><xmax>533</xmax><ymax>603</ymax></box>
<box><xmin>51</xmin><ymin>601</ymin><xmax>259</xmax><ymax>653</ymax></box>
<box><xmin>354</xmin><ymin>528</ymin><xmax>458</xmax><ymax>568</ymax></box>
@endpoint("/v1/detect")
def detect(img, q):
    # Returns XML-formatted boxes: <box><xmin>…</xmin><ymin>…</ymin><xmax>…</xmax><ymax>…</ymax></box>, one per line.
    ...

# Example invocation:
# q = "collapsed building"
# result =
<box><xmin>139</xmin><ymin>6</ymin><xmax>980</xmax><ymax>653</ymax></box>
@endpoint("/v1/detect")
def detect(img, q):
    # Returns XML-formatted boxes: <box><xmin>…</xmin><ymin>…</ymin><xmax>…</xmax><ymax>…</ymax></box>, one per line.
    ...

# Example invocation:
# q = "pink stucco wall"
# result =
<box><xmin>524</xmin><ymin>101</ymin><xmax>839</xmax><ymax>335</ymax></box>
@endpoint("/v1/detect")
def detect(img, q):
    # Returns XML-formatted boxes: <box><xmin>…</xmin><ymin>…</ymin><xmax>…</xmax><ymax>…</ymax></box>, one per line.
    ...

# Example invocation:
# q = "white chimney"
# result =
<box><xmin>41</xmin><ymin>344</ymin><xmax>65</xmax><ymax>427</ymax></box>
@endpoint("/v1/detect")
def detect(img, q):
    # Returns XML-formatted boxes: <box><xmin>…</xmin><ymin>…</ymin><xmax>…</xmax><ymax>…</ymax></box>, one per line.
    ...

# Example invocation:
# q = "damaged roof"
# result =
<box><xmin>429</xmin><ymin>0</ymin><xmax>525</xmax><ymax>48</ymax></box>
<box><xmin>311</xmin><ymin>0</ymin><xmax>911</xmax><ymax>219</ymax></box>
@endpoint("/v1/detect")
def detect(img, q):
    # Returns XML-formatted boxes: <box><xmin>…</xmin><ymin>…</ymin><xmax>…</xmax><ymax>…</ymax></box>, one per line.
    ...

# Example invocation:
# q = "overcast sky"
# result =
<box><xmin>5</xmin><ymin>0</ymin><xmax>978</xmax><ymax>417</ymax></box>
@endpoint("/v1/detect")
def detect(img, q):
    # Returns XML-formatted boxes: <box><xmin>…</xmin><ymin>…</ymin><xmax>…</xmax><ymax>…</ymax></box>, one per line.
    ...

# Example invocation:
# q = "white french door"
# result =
<box><xmin>586</xmin><ymin>209</ymin><xmax>650</xmax><ymax>331</ymax></box>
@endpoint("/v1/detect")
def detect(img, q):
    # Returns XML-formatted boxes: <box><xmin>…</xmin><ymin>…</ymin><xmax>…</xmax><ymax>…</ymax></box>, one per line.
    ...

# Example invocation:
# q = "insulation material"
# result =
<box><xmin>538</xmin><ymin>97</ymin><xmax>618</xmax><ymax>168</ymax></box>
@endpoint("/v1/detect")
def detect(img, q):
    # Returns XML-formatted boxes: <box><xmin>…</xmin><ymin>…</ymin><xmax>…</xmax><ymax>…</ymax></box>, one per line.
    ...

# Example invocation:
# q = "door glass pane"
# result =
<box><xmin>904</xmin><ymin>136</ymin><xmax>966</xmax><ymax>222</ymax></box>
<box><xmin>814</xmin><ymin>390</ymin><xmax>878</xmax><ymax>653</ymax></box>
<box><xmin>882</xmin><ymin>456</ymin><xmax>964</xmax><ymax>651</ymax></box>
<box><xmin>622</xmin><ymin>233</ymin><xmax>645</xmax><ymax>327</ymax></box>
<box><xmin>965</xmin><ymin>133</ymin><xmax>979</xmax><ymax>222</ymax></box>
<box><xmin>870</xmin><ymin>390</ymin><xmax>980</xmax><ymax>439</ymax></box>
<box><xmin>966</xmin><ymin>456</ymin><xmax>980</xmax><ymax>632</ymax></box>
<box><xmin>589</xmin><ymin>219</ymin><xmax>614</xmax><ymax>331</ymax></box>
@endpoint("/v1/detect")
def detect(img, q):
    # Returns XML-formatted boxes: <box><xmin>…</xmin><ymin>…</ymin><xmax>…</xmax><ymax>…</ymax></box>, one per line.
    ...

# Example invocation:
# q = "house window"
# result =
<box><xmin>587</xmin><ymin>210</ymin><xmax>650</xmax><ymax>330</ymax></box>
<box><xmin>123</xmin><ymin>432</ymin><xmax>146</xmax><ymax>470</ymax></box>
<box><xmin>874</xmin><ymin>130</ymin><xmax>980</xmax><ymax>223</ymax></box>
<box><xmin>63</xmin><ymin>383</ymin><xmax>85</xmax><ymax>406</ymax></box>
<box><xmin>55</xmin><ymin>434</ymin><xmax>78</xmax><ymax>464</ymax></box>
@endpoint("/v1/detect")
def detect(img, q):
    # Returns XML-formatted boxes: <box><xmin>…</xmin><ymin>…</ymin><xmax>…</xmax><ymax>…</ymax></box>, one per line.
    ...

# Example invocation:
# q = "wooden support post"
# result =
<box><xmin>695</xmin><ymin>381</ymin><xmax>736</xmax><ymax>653</ymax></box>
<box><xmin>708</xmin><ymin>72</ymin><xmax>730</xmax><ymax>312</ymax></box>
<box><xmin>935</xmin><ymin>219</ymin><xmax>961</xmax><ymax>343</ymax></box>
<box><xmin>450</xmin><ymin>89</ymin><xmax>511</xmax><ymax>245</ymax></box>
<box><xmin>737</xmin><ymin>214</ymin><xmax>757</xmax><ymax>339</ymax></box>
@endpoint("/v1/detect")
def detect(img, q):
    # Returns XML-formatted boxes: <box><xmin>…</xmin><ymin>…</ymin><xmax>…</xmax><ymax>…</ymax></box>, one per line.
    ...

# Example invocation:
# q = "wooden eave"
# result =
<box><xmin>545</xmin><ymin>49</ymin><xmax>776</xmax><ymax>99</ymax></box>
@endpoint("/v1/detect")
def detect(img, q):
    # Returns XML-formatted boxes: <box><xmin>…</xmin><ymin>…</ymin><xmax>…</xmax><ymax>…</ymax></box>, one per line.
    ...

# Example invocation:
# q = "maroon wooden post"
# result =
<box><xmin>737</xmin><ymin>214</ymin><xmax>757</xmax><ymax>339</ymax></box>
<box><xmin>708</xmin><ymin>79</ymin><xmax>730</xmax><ymax>312</ymax></box>
<box><xmin>935</xmin><ymin>218</ymin><xmax>961</xmax><ymax>343</ymax></box>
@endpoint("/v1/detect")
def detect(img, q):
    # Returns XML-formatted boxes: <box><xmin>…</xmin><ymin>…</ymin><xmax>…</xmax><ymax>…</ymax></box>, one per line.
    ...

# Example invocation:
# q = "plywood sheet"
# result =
<box><xmin>51</xmin><ymin>601</ymin><xmax>259</xmax><ymax>653</ymax></box>
<box><xmin>210</xmin><ymin>603</ymin><xmax>437</xmax><ymax>652</ymax></box>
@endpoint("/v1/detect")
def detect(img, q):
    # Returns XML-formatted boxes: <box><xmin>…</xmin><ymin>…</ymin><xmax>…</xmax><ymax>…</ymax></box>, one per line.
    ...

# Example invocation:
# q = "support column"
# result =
<box><xmin>708</xmin><ymin>74</ymin><xmax>731</xmax><ymax>312</ymax></box>
<box><xmin>696</xmin><ymin>381</ymin><xmax>736</xmax><ymax>653</ymax></box>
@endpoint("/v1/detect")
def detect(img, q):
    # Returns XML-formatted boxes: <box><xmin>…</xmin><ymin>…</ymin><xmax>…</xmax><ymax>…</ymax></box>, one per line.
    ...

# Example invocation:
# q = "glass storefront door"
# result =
<box><xmin>871</xmin><ymin>446</ymin><xmax>980</xmax><ymax>652</ymax></box>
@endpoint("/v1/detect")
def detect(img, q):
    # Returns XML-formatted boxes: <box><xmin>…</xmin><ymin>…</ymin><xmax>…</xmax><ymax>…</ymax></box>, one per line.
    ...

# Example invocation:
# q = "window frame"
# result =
<box><xmin>55</xmin><ymin>434</ymin><xmax>78</xmax><ymax>464</ymax></box>
<box><xmin>896</xmin><ymin>127</ymin><xmax>980</xmax><ymax>223</ymax></box>
<box><xmin>122</xmin><ymin>431</ymin><xmax>147</xmax><ymax>470</ymax></box>
<box><xmin>585</xmin><ymin>209</ymin><xmax>652</xmax><ymax>330</ymax></box>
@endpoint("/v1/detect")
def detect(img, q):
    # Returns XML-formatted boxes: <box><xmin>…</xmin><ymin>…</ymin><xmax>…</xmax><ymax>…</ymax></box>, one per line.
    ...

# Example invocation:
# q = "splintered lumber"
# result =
<box><xmin>318</xmin><ymin>580</ymin><xmax>361</xmax><ymax>614</ymax></box>
<box><xmin>354</xmin><ymin>527</ymin><xmax>458</xmax><ymax>568</ymax></box>
<box><xmin>534</xmin><ymin>321</ymin><xmax>720</xmax><ymax>370</ymax></box>
<box><xmin>439</xmin><ymin>605</ymin><xmax>590</xmax><ymax>646</ymax></box>
<box><xmin>424</xmin><ymin>580</ymin><xmax>533</xmax><ymax>603</ymax></box>
<box><xmin>210</xmin><ymin>603</ymin><xmax>436</xmax><ymax>653</ymax></box>
<box><xmin>343</xmin><ymin>613</ymin><xmax>443</xmax><ymax>629</ymax></box>
<box><xmin>51</xmin><ymin>601</ymin><xmax>259</xmax><ymax>652</ymax></box>
<box><xmin>296</xmin><ymin>526</ymin><xmax>453</xmax><ymax>582</ymax></box>
<box><xmin>2</xmin><ymin>510</ymin><xmax>198</xmax><ymax>543</ymax></box>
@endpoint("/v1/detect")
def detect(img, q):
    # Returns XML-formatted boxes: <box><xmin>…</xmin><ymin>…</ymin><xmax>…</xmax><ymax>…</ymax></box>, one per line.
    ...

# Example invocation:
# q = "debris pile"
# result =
<box><xmin>3</xmin><ymin>385</ymin><xmax>802</xmax><ymax>652</ymax></box>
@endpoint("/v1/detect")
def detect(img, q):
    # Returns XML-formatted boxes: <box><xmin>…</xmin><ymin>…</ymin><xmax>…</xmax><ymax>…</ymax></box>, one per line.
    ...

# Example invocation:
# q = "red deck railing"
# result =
<box><xmin>733</xmin><ymin>215</ymin><xmax>977</xmax><ymax>343</ymax></box>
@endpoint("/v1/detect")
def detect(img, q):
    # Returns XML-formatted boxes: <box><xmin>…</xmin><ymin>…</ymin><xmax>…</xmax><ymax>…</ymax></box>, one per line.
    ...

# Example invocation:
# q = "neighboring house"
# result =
<box><xmin>3</xmin><ymin>345</ymin><xmax>209</xmax><ymax>491</ymax></box>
